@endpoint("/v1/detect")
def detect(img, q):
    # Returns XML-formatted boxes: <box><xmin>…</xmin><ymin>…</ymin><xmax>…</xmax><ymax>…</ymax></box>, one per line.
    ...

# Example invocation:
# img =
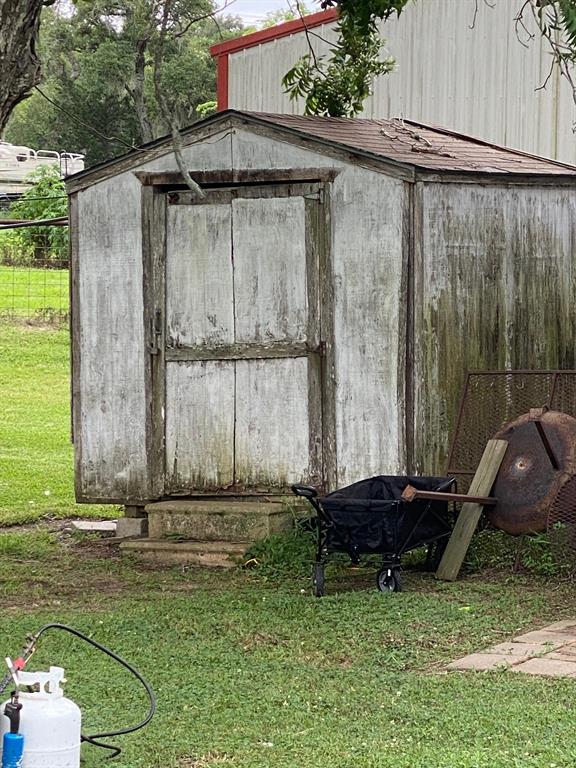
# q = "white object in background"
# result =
<box><xmin>0</xmin><ymin>666</ymin><xmax>82</xmax><ymax>768</ymax></box>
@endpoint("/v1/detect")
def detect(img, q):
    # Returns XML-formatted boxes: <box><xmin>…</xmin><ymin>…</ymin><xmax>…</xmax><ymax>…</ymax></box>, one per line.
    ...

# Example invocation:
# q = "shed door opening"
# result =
<box><xmin>163</xmin><ymin>183</ymin><xmax>326</xmax><ymax>494</ymax></box>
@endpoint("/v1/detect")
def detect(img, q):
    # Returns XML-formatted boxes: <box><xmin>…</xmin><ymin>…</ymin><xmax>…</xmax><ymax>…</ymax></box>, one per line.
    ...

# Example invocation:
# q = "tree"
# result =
<box><xmin>283</xmin><ymin>0</ymin><xmax>411</xmax><ymax>116</ymax></box>
<box><xmin>0</xmin><ymin>0</ymin><xmax>55</xmax><ymax>133</ymax></box>
<box><xmin>516</xmin><ymin>0</ymin><xmax>576</xmax><ymax>106</ymax></box>
<box><xmin>4</xmin><ymin>1</ymin><xmax>243</xmax><ymax>165</ymax></box>
<box><xmin>5</xmin><ymin>164</ymin><xmax>68</xmax><ymax>262</ymax></box>
<box><xmin>261</xmin><ymin>3</ymin><xmax>310</xmax><ymax>28</ymax></box>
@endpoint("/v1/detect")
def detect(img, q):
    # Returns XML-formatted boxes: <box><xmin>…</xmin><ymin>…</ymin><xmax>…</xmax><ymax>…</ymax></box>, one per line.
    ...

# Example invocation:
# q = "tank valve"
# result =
<box><xmin>2</xmin><ymin>693</ymin><xmax>24</xmax><ymax>768</ymax></box>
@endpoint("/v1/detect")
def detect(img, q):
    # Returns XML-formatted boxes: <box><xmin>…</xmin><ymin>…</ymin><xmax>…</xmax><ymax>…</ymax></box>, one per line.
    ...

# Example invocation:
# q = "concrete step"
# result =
<box><xmin>120</xmin><ymin>538</ymin><xmax>247</xmax><ymax>568</ymax></box>
<box><xmin>145</xmin><ymin>499</ymin><xmax>292</xmax><ymax>543</ymax></box>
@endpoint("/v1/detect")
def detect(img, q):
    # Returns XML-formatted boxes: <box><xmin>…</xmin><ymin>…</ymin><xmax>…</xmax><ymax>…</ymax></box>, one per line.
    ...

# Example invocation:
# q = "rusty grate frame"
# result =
<box><xmin>446</xmin><ymin>370</ymin><xmax>576</xmax><ymax>489</ymax></box>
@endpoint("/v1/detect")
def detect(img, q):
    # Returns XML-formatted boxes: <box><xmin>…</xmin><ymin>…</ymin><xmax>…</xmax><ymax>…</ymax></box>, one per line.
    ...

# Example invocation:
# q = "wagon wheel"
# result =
<box><xmin>312</xmin><ymin>562</ymin><xmax>325</xmax><ymax>597</ymax></box>
<box><xmin>376</xmin><ymin>567</ymin><xmax>402</xmax><ymax>593</ymax></box>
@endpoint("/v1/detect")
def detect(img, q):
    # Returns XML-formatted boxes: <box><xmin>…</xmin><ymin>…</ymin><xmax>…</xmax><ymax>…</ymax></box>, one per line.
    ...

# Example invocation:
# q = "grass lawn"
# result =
<box><xmin>1</xmin><ymin>529</ymin><xmax>576</xmax><ymax>768</ymax></box>
<box><xmin>3</xmin><ymin>306</ymin><xmax>576</xmax><ymax>767</ymax></box>
<box><xmin>0</xmin><ymin>264</ymin><xmax>69</xmax><ymax>319</ymax></box>
<box><xmin>0</xmin><ymin>322</ymin><xmax>116</xmax><ymax>524</ymax></box>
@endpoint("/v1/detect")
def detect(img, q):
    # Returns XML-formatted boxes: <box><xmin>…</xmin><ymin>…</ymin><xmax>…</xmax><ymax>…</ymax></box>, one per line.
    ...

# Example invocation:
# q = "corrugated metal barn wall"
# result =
<box><xmin>225</xmin><ymin>0</ymin><xmax>576</xmax><ymax>164</ymax></box>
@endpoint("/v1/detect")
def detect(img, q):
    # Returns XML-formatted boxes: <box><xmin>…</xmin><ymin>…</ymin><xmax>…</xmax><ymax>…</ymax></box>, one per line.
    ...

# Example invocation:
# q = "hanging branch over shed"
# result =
<box><xmin>283</xmin><ymin>0</ymin><xmax>412</xmax><ymax>117</ymax></box>
<box><xmin>152</xmin><ymin>0</ymin><xmax>223</xmax><ymax>199</ymax></box>
<box><xmin>515</xmin><ymin>0</ymin><xmax>576</xmax><ymax>106</ymax></box>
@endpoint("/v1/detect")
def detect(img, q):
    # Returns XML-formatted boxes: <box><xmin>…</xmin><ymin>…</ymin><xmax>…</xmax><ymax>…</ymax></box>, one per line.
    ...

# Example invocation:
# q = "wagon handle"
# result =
<box><xmin>291</xmin><ymin>485</ymin><xmax>318</xmax><ymax>499</ymax></box>
<box><xmin>401</xmin><ymin>485</ymin><xmax>497</xmax><ymax>506</ymax></box>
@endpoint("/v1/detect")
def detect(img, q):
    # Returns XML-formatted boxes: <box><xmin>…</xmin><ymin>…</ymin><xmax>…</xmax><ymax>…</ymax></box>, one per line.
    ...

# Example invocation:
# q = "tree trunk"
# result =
<box><xmin>132</xmin><ymin>38</ymin><xmax>154</xmax><ymax>144</ymax></box>
<box><xmin>0</xmin><ymin>0</ymin><xmax>45</xmax><ymax>134</ymax></box>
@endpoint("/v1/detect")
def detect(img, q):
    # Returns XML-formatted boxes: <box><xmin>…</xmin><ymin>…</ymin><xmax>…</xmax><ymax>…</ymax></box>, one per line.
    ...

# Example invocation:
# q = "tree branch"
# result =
<box><xmin>153</xmin><ymin>0</ymin><xmax>205</xmax><ymax>199</ymax></box>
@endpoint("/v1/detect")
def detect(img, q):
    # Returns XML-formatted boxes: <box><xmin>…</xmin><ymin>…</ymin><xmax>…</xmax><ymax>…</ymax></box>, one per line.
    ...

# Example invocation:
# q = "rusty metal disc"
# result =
<box><xmin>488</xmin><ymin>410</ymin><xmax>576</xmax><ymax>535</ymax></box>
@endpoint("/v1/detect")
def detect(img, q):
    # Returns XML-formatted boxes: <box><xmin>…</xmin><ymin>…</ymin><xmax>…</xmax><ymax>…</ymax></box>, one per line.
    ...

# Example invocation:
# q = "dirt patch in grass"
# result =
<box><xmin>0</xmin><ymin>522</ymin><xmax>207</xmax><ymax>610</ymax></box>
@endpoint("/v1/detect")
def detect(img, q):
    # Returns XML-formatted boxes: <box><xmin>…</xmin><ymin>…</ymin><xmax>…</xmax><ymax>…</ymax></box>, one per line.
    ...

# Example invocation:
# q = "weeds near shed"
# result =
<box><xmin>244</xmin><ymin>518</ymin><xmax>314</xmax><ymax>579</ymax></box>
<box><xmin>466</xmin><ymin>527</ymin><xmax>576</xmax><ymax>578</ymax></box>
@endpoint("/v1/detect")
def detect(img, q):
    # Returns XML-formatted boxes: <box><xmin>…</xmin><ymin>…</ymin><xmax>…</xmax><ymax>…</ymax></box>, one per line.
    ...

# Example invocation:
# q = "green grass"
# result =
<box><xmin>2</xmin><ymin>531</ymin><xmax>576</xmax><ymax>768</ymax></box>
<box><xmin>0</xmin><ymin>264</ymin><xmax>69</xmax><ymax>318</ymax></box>
<box><xmin>3</xmin><ymin>309</ymin><xmax>576</xmax><ymax>767</ymax></box>
<box><xmin>0</xmin><ymin>323</ymin><xmax>115</xmax><ymax>524</ymax></box>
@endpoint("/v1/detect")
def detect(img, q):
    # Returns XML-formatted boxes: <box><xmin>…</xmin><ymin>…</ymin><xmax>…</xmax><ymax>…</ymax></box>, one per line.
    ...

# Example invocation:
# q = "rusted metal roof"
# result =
<box><xmin>250</xmin><ymin>112</ymin><xmax>576</xmax><ymax>175</ymax></box>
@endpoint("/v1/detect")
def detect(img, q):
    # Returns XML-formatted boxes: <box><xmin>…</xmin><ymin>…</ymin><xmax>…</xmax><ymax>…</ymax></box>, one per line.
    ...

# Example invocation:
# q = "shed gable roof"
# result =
<box><xmin>66</xmin><ymin>110</ymin><xmax>576</xmax><ymax>192</ymax></box>
<box><xmin>250</xmin><ymin>112</ymin><xmax>576</xmax><ymax>176</ymax></box>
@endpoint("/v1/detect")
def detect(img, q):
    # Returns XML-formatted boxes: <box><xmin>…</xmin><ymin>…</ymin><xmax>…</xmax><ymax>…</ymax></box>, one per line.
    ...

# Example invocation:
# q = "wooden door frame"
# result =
<box><xmin>141</xmin><ymin>174</ymin><xmax>336</xmax><ymax>498</ymax></box>
<box><xmin>142</xmin><ymin>185</ymin><xmax>167</xmax><ymax>500</ymax></box>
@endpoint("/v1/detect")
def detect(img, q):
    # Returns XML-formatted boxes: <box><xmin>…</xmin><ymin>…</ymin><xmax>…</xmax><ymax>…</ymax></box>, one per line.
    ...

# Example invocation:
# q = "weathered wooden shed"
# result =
<box><xmin>67</xmin><ymin>110</ymin><xmax>576</xmax><ymax>519</ymax></box>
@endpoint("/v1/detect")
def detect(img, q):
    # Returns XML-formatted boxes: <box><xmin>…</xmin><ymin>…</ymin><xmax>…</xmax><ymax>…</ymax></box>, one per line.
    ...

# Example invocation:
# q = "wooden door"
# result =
<box><xmin>163</xmin><ymin>183</ymin><xmax>328</xmax><ymax>494</ymax></box>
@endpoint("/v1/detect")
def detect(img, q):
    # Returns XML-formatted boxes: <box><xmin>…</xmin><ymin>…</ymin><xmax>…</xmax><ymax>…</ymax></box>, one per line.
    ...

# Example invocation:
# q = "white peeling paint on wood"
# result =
<box><xmin>414</xmin><ymin>183</ymin><xmax>576</xmax><ymax>474</ymax></box>
<box><xmin>76</xmin><ymin>176</ymin><xmax>148</xmax><ymax>501</ymax></box>
<box><xmin>330</xmin><ymin>166</ymin><xmax>406</xmax><ymax>486</ymax></box>
<box><xmin>235</xmin><ymin>357</ymin><xmax>310</xmax><ymax>487</ymax></box>
<box><xmin>231</xmin><ymin>129</ymin><xmax>344</xmax><ymax>171</ymax></box>
<box><xmin>226</xmin><ymin>0</ymin><xmax>576</xmax><ymax>164</ymax></box>
<box><xmin>134</xmin><ymin>128</ymin><xmax>233</xmax><ymax>174</ymax></box>
<box><xmin>232</xmin><ymin>196</ymin><xmax>307</xmax><ymax>343</ymax></box>
<box><xmin>73</xmin><ymin>133</ymin><xmax>236</xmax><ymax>502</ymax></box>
<box><xmin>166</xmin><ymin>203</ymin><xmax>233</xmax><ymax>347</ymax></box>
<box><xmin>165</xmin><ymin>361</ymin><xmax>235</xmax><ymax>491</ymax></box>
<box><xmin>231</xmin><ymin>131</ymin><xmax>408</xmax><ymax>487</ymax></box>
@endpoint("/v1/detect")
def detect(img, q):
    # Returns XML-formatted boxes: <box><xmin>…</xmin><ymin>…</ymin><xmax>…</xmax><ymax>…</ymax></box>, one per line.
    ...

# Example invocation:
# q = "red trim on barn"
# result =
<box><xmin>210</xmin><ymin>8</ymin><xmax>339</xmax><ymax>112</ymax></box>
<box><xmin>210</xmin><ymin>8</ymin><xmax>338</xmax><ymax>56</ymax></box>
<box><xmin>216</xmin><ymin>53</ymin><xmax>229</xmax><ymax>111</ymax></box>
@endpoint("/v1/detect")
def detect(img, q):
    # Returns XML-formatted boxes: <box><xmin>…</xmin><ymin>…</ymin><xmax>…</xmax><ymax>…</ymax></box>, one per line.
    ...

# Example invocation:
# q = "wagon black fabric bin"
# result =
<box><xmin>293</xmin><ymin>475</ymin><xmax>456</xmax><ymax>596</ymax></box>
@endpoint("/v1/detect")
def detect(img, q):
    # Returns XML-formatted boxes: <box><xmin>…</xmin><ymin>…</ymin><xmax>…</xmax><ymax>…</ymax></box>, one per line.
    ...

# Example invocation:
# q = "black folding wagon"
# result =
<box><xmin>292</xmin><ymin>475</ymin><xmax>456</xmax><ymax>596</ymax></box>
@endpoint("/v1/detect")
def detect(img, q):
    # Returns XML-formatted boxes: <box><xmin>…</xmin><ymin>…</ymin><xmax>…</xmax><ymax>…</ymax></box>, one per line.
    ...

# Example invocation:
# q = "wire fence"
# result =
<box><xmin>0</xmin><ymin>228</ymin><xmax>69</xmax><ymax>324</ymax></box>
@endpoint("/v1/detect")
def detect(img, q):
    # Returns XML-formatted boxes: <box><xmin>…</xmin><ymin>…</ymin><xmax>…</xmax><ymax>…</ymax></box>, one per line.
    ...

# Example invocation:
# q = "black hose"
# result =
<box><xmin>3</xmin><ymin>623</ymin><xmax>156</xmax><ymax>759</ymax></box>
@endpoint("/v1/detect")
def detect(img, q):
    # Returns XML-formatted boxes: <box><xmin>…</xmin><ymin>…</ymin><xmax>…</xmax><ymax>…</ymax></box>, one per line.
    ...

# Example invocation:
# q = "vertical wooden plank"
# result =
<box><xmin>397</xmin><ymin>182</ymin><xmax>411</xmax><ymax>475</ymax></box>
<box><xmin>165</xmin><ymin>203</ymin><xmax>234</xmax><ymax>347</ymax></box>
<box><xmin>142</xmin><ymin>187</ymin><xmax>167</xmax><ymax>500</ymax></box>
<box><xmin>318</xmin><ymin>182</ymin><xmax>337</xmax><ymax>491</ymax></box>
<box><xmin>69</xmin><ymin>192</ymin><xmax>82</xmax><ymax>501</ymax></box>
<box><xmin>436</xmin><ymin>439</ymin><xmax>508</xmax><ymax>581</ymax></box>
<box><xmin>165</xmin><ymin>361</ymin><xmax>235</xmax><ymax>491</ymax></box>
<box><xmin>235</xmin><ymin>358</ymin><xmax>310</xmax><ymax>488</ymax></box>
<box><xmin>305</xmin><ymin>193</ymin><xmax>323</xmax><ymax>489</ymax></box>
<box><xmin>232</xmin><ymin>195</ymin><xmax>308</xmax><ymax>343</ymax></box>
<box><xmin>404</xmin><ymin>181</ymin><xmax>421</xmax><ymax>474</ymax></box>
<box><xmin>163</xmin><ymin>199</ymin><xmax>234</xmax><ymax>492</ymax></box>
<box><xmin>76</xmin><ymin>177</ymin><xmax>149</xmax><ymax>502</ymax></box>
<box><xmin>331</xmin><ymin>168</ymin><xmax>405</xmax><ymax>485</ymax></box>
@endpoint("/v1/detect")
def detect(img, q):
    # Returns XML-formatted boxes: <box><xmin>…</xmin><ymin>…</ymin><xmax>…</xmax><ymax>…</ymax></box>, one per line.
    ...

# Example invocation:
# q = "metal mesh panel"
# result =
<box><xmin>551</xmin><ymin>374</ymin><xmax>576</xmax><ymax>416</ymax></box>
<box><xmin>0</xmin><ymin>254</ymin><xmax>69</xmax><ymax>322</ymax></box>
<box><xmin>548</xmin><ymin>476</ymin><xmax>576</xmax><ymax>531</ymax></box>
<box><xmin>447</xmin><ymin>371</ymin><xmax>576</xmax><ymax>491</ymax></box>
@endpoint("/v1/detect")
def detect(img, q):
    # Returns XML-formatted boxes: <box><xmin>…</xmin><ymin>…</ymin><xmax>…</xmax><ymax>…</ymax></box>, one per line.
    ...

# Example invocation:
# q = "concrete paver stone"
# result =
<box><xmin>510</xmin><ymin>630</ymin><xmax>569</xmax><ymax>646</ymax></box>
<box><xmin>510</xmin><ymin>657</ymin><xmax>576</xmax><ymax>677</ymax></box>
<box><xmin>71</xmin><ymin>520</ymin><xmax>117</xmax><ymax>533</ymax></box>
<box><xmin>485</xmin><ymin>642</ymin><xmax>552</xmax><ymax>657</ymax></box>
<box><xmin>545</xmin><ymin>644</ymin><xmax>576</xmax><ymax>661</ymax></box>
<box><xmin>539</xmin><ymin>620</ymin><xmax>576</xmax><ymax>634</ymax></box>
<box><xmin>446</xmin><ymin>653</ymin><xmax>520</xmax><ymax>671</ymax></box>
<box><xmin>446</xmin><ymin>620</ymin><xmax>576</xmax><ymax>677</ymax></box>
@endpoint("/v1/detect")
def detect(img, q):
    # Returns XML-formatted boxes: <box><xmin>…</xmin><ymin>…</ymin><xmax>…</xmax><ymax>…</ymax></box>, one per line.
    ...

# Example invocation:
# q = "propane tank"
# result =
<box><xmin>0</xmin><ymin>666</ymin><xmax>81</xmax><ymax>768</ymax></box>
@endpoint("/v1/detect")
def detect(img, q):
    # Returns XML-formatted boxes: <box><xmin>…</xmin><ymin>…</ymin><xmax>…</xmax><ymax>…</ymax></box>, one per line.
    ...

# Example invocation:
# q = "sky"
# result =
<box><xmin>219</xmin><ymin>0</ymin><xmax>318</xmax><ymax>25</ymax></box>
